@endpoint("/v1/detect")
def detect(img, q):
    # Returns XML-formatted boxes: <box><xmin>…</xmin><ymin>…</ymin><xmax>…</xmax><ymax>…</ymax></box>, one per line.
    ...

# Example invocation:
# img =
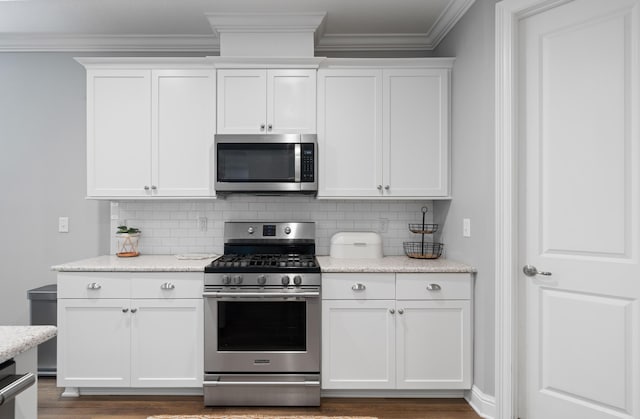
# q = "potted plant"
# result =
<box><xmin>115</xmin><ymin>225</ymin><xmax>141</xmax><ymax>257</ymax></box>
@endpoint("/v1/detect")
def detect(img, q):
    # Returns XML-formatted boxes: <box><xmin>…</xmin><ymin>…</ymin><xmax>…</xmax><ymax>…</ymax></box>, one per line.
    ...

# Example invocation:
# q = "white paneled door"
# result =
<box><xmin>518</xmin><ymin>1</ymin><xmax>640</xmax><ymax>418</ymax></box>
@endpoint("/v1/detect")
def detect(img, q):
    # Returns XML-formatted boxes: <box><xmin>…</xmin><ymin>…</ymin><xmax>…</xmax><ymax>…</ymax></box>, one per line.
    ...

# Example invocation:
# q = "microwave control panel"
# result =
<box><xmin>301</xmin><ymin>144</ymin><xmax>315</xmax><ymax>182</ymax></box>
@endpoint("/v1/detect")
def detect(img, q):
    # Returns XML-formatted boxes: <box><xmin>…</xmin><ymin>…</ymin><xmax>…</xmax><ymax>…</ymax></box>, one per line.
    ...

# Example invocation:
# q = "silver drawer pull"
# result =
<box><xmin>160</xmin><ymin>282</ymin><xmax>175</xmax><ymax>290</ymax></box>
<box><xmin>351</xmin><ymin>283</ymin><xmax>366</xmax><ymax>291</ymax></box>
<box><xmin>426</xmin><ymin>283</ymin><xmax>441</xmax><ymax>291</ymax></box>
<box><xmin>87</xmin><ymin>283</ymin><xmax>101</xmax><ymax>290</ymax></box>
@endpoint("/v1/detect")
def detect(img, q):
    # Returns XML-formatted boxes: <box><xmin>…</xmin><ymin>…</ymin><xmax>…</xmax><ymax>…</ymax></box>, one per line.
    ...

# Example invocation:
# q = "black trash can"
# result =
<box><xmin>27</xmin><ymin>284</ymin><xmax>57</xmax><ymax>376</ymax></box>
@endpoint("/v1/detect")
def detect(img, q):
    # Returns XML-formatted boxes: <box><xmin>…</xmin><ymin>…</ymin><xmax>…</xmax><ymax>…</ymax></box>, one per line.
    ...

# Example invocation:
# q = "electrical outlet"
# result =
<box><xmin>58</xmin><ymin>217</ymin><xmax>69</xmax><ymax>233</ymax></box>
<box><xmin>463</xmin><ymin>218</ymin><xmax>471</xmax><ymax>238</ymax></box>
<box><xmin>198</xmin><ymin>216</ymin><xmax>208</xmax><ymax>232</ymax></box>
<box><xmin>378</xmin><ymin>218</ymin><xmax>389</xmax><ymax>233</ymax></box>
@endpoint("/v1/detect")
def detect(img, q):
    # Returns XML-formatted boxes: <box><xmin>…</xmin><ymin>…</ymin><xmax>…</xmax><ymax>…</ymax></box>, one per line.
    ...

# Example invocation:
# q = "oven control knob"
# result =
<box><xmin>247</xmin><ymin>227</ymin><xmax>255</xmax><ymax>235</ymax></box>
<box><xmin>222</xmin><ymin>275</ymin><xmax>231</xmax><ymax>285</ymax></box>
<box><xmin>233</xmin><ymin>275</ymin><xmax>243</xmax><ymax>285</ymax></box>
<box><xmin>293</xmin><ymin>275</ymin><xmax>302</xmax><ymax>286</ymax></box>
<box><xmin>281</xmin><ymin>275</ymin><xmax>290</xmax><ymax>286</ymax></box>
<box><xmin>257</xmin><ymin>275</ymin><xmax>267</xmax><ymax>285</ymax></box>
<box><xmin>284</xmin><ymin>226</ymin><xmax>292</xmax><ymax>235</ymax></box>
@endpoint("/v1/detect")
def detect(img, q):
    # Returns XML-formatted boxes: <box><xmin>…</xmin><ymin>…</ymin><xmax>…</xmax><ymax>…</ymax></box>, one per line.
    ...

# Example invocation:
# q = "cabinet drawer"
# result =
<box><xmin>130</xmin><ymin>273</ymin><xmax>203</xmax><ymax>299</ymax></box>
<box><xmin>58</xmin><ymin>273</ymin><xmax>130</xmax><ymax>299</ymax></box>
<box><xmin>322</xmin><ymin>273</ymin><xmax>395</xmax><ymax>300</ymax></box>
<box><xmin>396</xmin><ymin>273</ymin><xmax>471</xmax><ymax>300</ymax></box>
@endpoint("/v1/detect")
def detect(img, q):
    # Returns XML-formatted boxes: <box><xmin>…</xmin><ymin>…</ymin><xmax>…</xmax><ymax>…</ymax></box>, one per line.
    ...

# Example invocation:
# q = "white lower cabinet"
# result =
<box><xmin>57</xmin><ymin>272</ymin><xmax>203</xmax><ymax>390</ymax></box>
<box><xmin>321</xmin><ymin>272</ymin><xmax>472</xmax><ymax>390</ymax></box>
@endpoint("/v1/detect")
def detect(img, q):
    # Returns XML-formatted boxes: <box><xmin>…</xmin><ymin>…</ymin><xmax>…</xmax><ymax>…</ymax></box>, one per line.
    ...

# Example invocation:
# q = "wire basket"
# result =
<box><xmin>408</xmin><ymin>223</ymin><xmax>439</xmax><ymax>234</ymax></box>
<box><xmin>403</xmin><ymin>241</ymin><xmax>443</xmax><ymax>259</ymax></box>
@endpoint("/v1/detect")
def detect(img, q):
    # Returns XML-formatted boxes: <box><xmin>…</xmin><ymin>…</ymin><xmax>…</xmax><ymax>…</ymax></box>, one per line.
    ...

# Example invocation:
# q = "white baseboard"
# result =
<box><xmin>465</xmin><ymin>385</ymin><xmax>496</xmax><ymax>419</ymax></box>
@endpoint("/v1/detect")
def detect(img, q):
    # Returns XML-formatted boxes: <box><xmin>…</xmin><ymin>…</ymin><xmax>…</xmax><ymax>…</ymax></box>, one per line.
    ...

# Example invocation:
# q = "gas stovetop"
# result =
<box><xmin>205</xmin><ymin>253</ymin><xmax>320</xmax><ymax>274</ymax></box>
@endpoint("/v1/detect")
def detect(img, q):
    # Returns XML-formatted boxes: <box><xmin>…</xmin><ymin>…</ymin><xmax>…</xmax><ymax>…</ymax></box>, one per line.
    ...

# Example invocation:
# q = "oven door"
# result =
<box><xmin>203</xmin><ymin>288</ymin><xmax>320</xmax><ymax>373</ymax></box>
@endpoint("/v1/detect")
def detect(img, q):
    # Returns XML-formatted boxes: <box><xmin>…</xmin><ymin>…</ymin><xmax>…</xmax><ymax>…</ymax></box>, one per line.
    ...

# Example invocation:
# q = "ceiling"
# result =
<box><xmin>0</xmin><ymin>0</ymin><xmax>475</xmax><ymax>53</ymax></box>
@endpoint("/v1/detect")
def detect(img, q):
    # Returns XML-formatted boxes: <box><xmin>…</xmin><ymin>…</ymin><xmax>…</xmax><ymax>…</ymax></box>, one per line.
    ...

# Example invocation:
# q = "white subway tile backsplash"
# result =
<box><xmin>110</xmin><ymin>197</ymin><xmax>435</xmax><ymax>256</ymax></box>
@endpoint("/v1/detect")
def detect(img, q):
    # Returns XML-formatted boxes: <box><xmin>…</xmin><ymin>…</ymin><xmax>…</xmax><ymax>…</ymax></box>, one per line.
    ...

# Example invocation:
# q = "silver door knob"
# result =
<box><xmin>122</xmin><ymin>308</ymin><xmax>129</xmax><ymax>313</ymax></box>
<box><xmin>130</xmin><ymin>308</ymin><xmax>138</xmax><ymax>313</ymax></box>
<box><xmin>377</xmin><ymin>185</ymin><xmax>382</xmax><ymax>190</ymax></box>
<box><xmin>144</xmin><ymin>185</ymin><xmax>150</xmax><ymax>191</ymax></box>
<box><xmin>260</xmin><ymin>124</ymin><xmax>266</xmax><ymax>131</ymax></box>
<box><xmin>523</xmin><ymin>265</ymin><xmax>552</xmax><ymax>277</ymax></box>
<box><xmin>268</xmin><ymin>124</ymin><xmax>273</xmax><ymax>131</ymax></box>
<box><xmin>384</xmin><ymin>185</ymin><xmax>390</xmax><ymax>190</ymax></box>
<box><xmin>389</xmin><ymin>308</ymin><xmax>395</xmax><ymax>314</ymax></box>
<box><xmin>397</xmin><ymin>308</ymin><xmax>404</xmax><ymax>315</ymax></box>
<box><xmin>151</xmin><ymin>185</ymin><xmax>157</xmax><ymax>190</ymax></box>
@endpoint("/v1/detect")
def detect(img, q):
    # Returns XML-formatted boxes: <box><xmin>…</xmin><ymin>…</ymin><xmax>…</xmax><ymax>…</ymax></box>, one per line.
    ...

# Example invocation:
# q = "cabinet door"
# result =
<box><xmin>267</xmin><ymin>69</ymin><xmax>316</xmax><ymax>134</ymax></box>
<box><xmin>130</xmin><ymin>299</ymin><xmax>203</xmax><ymax>387</ymax></box>
<box><xmin>395</xmin><ymin>300</ymin><xmax>471</xmax><ymax>389</ymax></box>
<box><xmin>57</xmin><ymin>299</ymin><xmax>131</xmax><ymax>387</ymax></box>
<box><xmin>152</xmin><ymin>69</ymin><xmax>215</xmax><ymax>197</ymax></box>
<box><xmin>317</xmin><ymin>69</ymin><xmax>383</xmax><ymax>197</ymax></box>
<box><xmin>383</xmin><ymin>69</ymin><xmax>450</xmax><ymax>197</ymax></box>
<box><xmin>87</xmin><ymin>70</ymin><xmax>151</xmax><ymax>197</ymax></box>
<box><xmin>217</xmin><ymin>69</ymin><xmax>267</xmax><ymax>134</ymax></box>
<box><xmin>321</xmin><ymin>299</ymin><xmax>395</xmax><ymax>389</ymax></box>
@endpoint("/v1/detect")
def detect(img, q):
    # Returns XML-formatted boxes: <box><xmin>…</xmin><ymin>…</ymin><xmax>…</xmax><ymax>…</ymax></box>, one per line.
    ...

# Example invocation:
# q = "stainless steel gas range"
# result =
<box><xmin>203</xmin><ymin>221</ymin><xmax>321</xmax><ymax>406</ymax></box>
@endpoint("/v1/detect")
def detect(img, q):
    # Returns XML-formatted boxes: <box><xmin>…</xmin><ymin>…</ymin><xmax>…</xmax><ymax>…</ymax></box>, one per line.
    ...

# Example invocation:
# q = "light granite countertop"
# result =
<box><xmin>51</xmin><ymin>254</ymin><xmax>474</xmax><ymax>274</ymax></box>
<box><xmin>316</xmin><ymin>255</ymin><xmax>475</xmax><ymax>273</ymax></box>
<box><xmin>0</xmin><ymin>326</ymin><xmax>57</xmax><ymax>364</ymax></box>
<box><xmin>51</xmin><ymin>254</ymin><xmax>219</xmax><ymax>272</ymax></box>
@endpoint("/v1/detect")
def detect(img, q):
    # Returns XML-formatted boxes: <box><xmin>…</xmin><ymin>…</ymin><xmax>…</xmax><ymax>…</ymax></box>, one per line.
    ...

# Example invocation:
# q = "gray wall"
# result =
<box><xmin>434</xmin><ymin>0</ymin><xmax>497</xmax><ymax>396</ymax></box>
<box><xmin>0</xmin><ymin>53</ymin><xmax>110</xmax><ymax>325</ymax></box>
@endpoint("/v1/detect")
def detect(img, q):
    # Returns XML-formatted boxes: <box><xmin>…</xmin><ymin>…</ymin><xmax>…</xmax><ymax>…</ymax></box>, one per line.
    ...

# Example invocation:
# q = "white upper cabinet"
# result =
<box><xmin>383</xmin><ymin>68</ymin><xmax>449</xmax><ymax>197</ymax></box>
<box><xmin>81</xmin><ymin>59</ymin><xmax>215</xmax><ymax>198</ymax></box>
<box><xmin>217</xmin><ymin>68</ymin><xmax>316</xmax><ymax>134</ymax></box>
<box><xmin>152</xmin><ymin>69</ymin><xmax>215</xmax><ymax>197</ymax></box>
<box><xmin>317</xmin><ymin>60</ymin><xmax>452</xmax><ymax>199</ymax></box>
<box><xmin>87</xmin><ymin>69</ymin><xmax>152</xmax><ymax>197</ymax></box>
<box><xmin>317</xmin><ymin>69</ymin><xmax>383</xmax><ymax>197</ymax></box>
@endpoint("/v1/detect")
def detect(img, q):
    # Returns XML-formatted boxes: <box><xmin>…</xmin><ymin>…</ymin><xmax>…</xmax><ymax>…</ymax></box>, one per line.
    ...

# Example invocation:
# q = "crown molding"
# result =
<box><xmin>0</xmin><ymin>0</ymin><xmax>476</xmax><ymax>53</ymax></box>
<box><xmin>0</xmin><ymin>34</ymin><xmax>220</xmax><ymax>52</ymax></box>
<box><xmin>206</xmin><ymin>12</ymin><xmax>327</xmax><ymax>35</ymax></box>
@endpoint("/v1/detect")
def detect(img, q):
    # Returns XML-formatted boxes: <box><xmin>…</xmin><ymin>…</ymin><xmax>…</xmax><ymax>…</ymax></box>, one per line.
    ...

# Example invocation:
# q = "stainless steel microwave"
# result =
<box><xmin>215</xmin><ymin>134</ymin><xmax>317</xmax><ymax>194</ymax></box>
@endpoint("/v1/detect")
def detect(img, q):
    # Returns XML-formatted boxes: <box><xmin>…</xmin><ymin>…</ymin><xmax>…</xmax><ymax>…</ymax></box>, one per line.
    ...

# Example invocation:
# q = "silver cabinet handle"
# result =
<box><xmin>130</xmin><ymin>308</ymin><xmax>138</xmax><ymax>313</ymax></box>
<box><xmin>351</xmin><ymin>283</ymin><xmax>366</xmax><ymax>291</ymax></box>
<box><xmin>144</xmin><ymin>185</ymin><xmax>150</xmax><ymax>191</ymax></box>
<box><xmin>161</xmin><ymin>282</ymin><xmax>175</xmax><ymax>290</ymax></box>
<box><xmin>260</xmin><ymin>124</ymin><xmax>266</xmax><ymax>131</ymax></box>
<box><xmin>87</xmin><ymin>283</ymin><xmax>101</xmax><ymax>290</ymax></box>
<box><xmin>268</xmin><ymin>124</ymin><xmax>273</xmax><ymax>131</ymax></box>
<box><xmin>377</xmin><ymin>185</ymin><xmax>382</xmax><ymax>190</ymax></box>
<box><xmin>426</xmin><ymin>283</ymin><xmax>441</xmax><ymax>291</ymax></box>
<box><xmin>151</xmin><ymin>185</ymin><xmax>157</xmax><ymax>190</ymax></box>
<box><xmin>398</xmin><ymin>308</ymin><xmax>404</xmax><ymax>315</ymax></box>
<box><xmin>384</xmin><ymin>185</ymin><xmax>390</xmax><ymax>190</ymax></box>
<box><xmin>122</xmin><ymin>308</ymin><xmax>129</xmax><ymax>313</ymax></box>
<box><xmin>523</xmin><ymin>265</ymin><xmax>552</xmax><ymax>277</ymax></box>
<box><xmin>389</xmin><ymin>308</ymin><xmax>395</xmax><ymax>314</ymax></box>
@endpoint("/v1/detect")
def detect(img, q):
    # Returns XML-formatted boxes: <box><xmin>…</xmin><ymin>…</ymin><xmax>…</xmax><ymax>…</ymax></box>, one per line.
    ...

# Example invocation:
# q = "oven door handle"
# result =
<box><xmin>204</xmin><ymin>380</ymin><xmax>320</xmax><ymax>387</ymax></box>
<box><xmin>203</xmin><ymin>291</ymin><xmax>319</xmax><ymax>298</ymax></box>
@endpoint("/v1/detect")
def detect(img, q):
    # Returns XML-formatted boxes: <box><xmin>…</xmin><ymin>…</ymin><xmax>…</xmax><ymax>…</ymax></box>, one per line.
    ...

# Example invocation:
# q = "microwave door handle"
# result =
<box><xmin>294</xmin><ymin>143</ymin><xmax>301</xmax><ymax>182</ymax></box>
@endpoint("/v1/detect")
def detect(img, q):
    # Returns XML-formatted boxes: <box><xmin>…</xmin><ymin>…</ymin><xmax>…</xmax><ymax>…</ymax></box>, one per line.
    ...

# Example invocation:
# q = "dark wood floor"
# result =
<box><xmin>38</xmin><ymin>378</ymin><xmax>482</xmax><ymax>419</ymax></box>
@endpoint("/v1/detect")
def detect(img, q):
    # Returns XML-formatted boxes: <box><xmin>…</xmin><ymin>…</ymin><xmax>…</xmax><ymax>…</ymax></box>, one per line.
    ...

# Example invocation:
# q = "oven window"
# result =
<box><xmin>217</xmin><ymin>301</ymin><xmax>306</xmax><ymax>351</ymax></box>
<box><xmin>217</xmin><ymin>143</ymin><xmax>296</xmax><ymax>182</ymax></box>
